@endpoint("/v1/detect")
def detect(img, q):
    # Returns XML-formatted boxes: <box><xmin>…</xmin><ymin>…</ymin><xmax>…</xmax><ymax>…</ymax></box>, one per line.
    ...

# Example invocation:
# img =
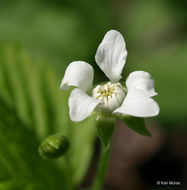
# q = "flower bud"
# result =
<box><xmin>39</xmin><ymin>134</ymin><xmax>70</xmax><ymax>159</ymax></box>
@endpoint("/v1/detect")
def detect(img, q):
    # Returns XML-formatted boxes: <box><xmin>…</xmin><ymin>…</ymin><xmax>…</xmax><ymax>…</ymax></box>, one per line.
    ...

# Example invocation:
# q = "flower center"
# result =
<box><xmin>92</xmin><ymin>82</ymin><xmax>126</xmax><ymax>113</ymax></box>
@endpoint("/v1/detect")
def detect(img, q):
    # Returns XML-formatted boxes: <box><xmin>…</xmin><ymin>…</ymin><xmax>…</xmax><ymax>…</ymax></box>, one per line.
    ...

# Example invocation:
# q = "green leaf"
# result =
<box><xmin>121</xmin><ymin>116</ymin><xmax>151</xmax><ymax>137</ymax></box>
<box><xmin>96</xmin><ymin>116</ymin><xmax>116</xmax><ymax>150</ymax></box>
<box><xmin>0</xmin><ymin>95</ymin><xmax>69</xmax><ymax>190</ymax></box>
<box><xmin>0</xmin><ymin>46</ymin><xmax>96</xmax><ymax>189</ymax></box>
<box><xmin>67</xmin><ymin>118</ymin><xmax>96</xmax><ymax>185</ymax></box>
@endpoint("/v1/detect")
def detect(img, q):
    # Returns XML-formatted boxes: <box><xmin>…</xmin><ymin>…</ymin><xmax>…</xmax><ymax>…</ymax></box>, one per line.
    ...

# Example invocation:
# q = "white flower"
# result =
<box><xmin>60</xmin><ymin>30</ymin><xmax>159</xmax><ymax>122</ymax></box>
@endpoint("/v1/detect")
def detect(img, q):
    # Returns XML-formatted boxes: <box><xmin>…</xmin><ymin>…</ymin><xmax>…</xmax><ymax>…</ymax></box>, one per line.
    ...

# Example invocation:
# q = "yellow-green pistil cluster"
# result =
<box><xmin>92</xmin><ymin>82</ymin><xmax>126</xmax><ymax>113</ymax></box>
<box><xmin>96</xmin><ymin>83</ymin><xmax>116</xmax><ymax>100</ymax></box>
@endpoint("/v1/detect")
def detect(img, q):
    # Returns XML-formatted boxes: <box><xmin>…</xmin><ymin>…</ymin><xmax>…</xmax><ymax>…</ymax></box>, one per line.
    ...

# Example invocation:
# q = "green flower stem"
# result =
<box><xmin>91</xmin><ymin>146</ymin><xmax>111</xmax><ymax>190</ymax></box>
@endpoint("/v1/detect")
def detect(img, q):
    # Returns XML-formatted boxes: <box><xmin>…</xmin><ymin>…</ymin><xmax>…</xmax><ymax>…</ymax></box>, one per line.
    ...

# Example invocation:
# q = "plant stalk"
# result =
<box><xmin>91</xmin><ymin>146</ymin><xmax>111</xmax><ymax>190</ymax></box>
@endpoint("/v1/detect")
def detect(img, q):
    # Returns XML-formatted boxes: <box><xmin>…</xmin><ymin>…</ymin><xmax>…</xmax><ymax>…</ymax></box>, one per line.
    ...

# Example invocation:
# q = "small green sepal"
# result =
<box><xmin>121</xmin><ymin>115</ymin><xmax>151</xmax><ymax>137</ymax></box>
<box><xmin>38</xmin><ymin>134</ymin><xmax>70</xmax><ymax>159</ymax></box>
<box><xmin>96</xmin><ymin>116</ymin><xmax>116</xmax><ymax>150</ymax></box>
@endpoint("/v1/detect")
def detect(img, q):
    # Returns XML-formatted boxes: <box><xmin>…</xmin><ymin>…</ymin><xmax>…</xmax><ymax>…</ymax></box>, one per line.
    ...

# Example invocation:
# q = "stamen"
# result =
<box><xmin>92</xmin><ymin>82</ymin><xmax>126</xmax><ymax>113</ymax></box>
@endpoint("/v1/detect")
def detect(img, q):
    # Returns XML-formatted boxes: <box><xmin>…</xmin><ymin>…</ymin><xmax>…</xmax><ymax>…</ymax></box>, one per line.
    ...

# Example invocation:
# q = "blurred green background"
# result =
<box><xmin>0</xmin><ymin>0</ymin><xmax>187</xmax><ymax>189</ymax></box>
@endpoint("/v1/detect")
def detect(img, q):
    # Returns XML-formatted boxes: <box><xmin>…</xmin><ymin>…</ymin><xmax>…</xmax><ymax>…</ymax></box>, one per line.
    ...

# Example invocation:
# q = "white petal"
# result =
<box><xmin>69</xmin><ymin>88</ymin><xmax>100</xmax><ymax>122</ymax></box>
<box><xmin>60</xmin><ymin>61</ymin><xmax>94</xmax><ymax>92</ymax></box>
<box><xmin>95</xmin><ymin>30</ymin><xmax>127</xmax><ymax>82</ymax></box>
<box><xmin>126</xmin><ymin>71</ymin><xmax>157</xmax><ymax>97</ymax></box>
<box><xmin>114</xmin><ymin>89</ymin><xmax>159</xmax><ymax>117</ymax></box>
